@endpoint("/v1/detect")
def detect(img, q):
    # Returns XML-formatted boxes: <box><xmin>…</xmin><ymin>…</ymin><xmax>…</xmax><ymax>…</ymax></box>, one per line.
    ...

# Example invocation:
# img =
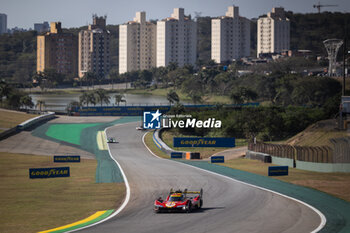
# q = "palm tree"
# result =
<box><xmin>88</xmin><ymin>92</ymin><xmax>97</xmax><ymax>106</ymax></box>
<box><xmin>79</xmin><ymin>92</ymin><xmax>90</xmax><ymax>107</ymax></box>
<box><xmin>36</xmin><ymin>100</ymin><xmax>46</xmax><ymax>112</ymax></box>
<box><xmin>94</xmin><ymin>89</ymin><xmax>110</xmax><ymax>107</ymax></box>
<box><xmin>114</xmin><ymin>93</ymin><xmax>126</xmax><ymax>106</ymax></box>
<box><xmin>20</xmin><ymin>95</ymin><xmax>34</xmax><ymax>110</ymax></box>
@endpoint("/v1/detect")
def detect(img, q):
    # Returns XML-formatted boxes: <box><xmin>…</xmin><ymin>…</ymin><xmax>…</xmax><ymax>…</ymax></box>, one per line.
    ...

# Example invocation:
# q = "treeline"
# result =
<box><xmin>0</xmin><ymin>81</ymin><xmax>34</xmax><ymax>110</ymax></box>
<box><xmin>167</xmin><ymin>105</ymin><xmax>334</xmax><ymax>141</ymax></box>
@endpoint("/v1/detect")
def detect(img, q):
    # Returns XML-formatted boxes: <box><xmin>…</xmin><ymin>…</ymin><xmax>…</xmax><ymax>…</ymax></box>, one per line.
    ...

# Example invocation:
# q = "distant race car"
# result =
<box><xmin>136</xmin><ymin>126</ymin><xmax>146</xmax><ymax>130</ymax></box>
<box><xmin>154</xmin><ymin>188</ymin><xmax>203</xmax><ymax>213</ymax></box>
<box><xmin>107</xmin><ymin>137</ymin><xmax>117</xmax><ymax>143</ymax></box>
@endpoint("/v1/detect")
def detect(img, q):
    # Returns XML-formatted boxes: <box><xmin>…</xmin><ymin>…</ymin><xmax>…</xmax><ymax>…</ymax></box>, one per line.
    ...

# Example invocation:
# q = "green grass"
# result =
<box><xmin>0</xmin><ymin>152</ymin><xmax>125</xmax><ymax>233</ymax></box>
<box><xmin>144</xmin><ymin>131</ymin><xmax>169</xmax><ymax>159</ymax></box>
<box><xmin>45</xmin><ymin>123</ymin><xmax>100</xmax><ymax>145</ymax></box>
<box><xmin>222</xmin><ymin>158</ymin><xmax>350</xmax><ymax>202</ymax></box>
<box><xmin>0</xmin><ymin>109</ymin><xmax>38</xmax><ymax>129</ymax></box>
<box><xmin>285</xmin><ymin>119</ymin><xmax>348</xmax><ymax>147</ymax></box>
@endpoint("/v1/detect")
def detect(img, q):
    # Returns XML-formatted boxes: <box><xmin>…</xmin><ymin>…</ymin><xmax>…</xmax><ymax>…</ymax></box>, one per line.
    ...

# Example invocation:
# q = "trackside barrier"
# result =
<box><xmin>17</xmin><ymin>111</ymin><xmax>56</xmax><ymax>130</ymax></box>
<box><xmin>0</xmin><ymin>111</ymin><xmax>55</xmax><ymax>141</ymax></box>
<box><xmin>211</xmin><ymin>156</ymin><xmax>225</xmax><ymax>163</ymax></box>
<box><xmin>170</xmin><ymin>152</ymin><xmax>183</xmax><ymax>159</ymax></box>
<box><xmin>152</xmin><ymin>129</ymin><xmax>201</xmax><ymax>160</ymax></box>
<box><xmin>268</xmin><ymin>166</ymin><xmax>288</xmax><ymax>176</ymax></box>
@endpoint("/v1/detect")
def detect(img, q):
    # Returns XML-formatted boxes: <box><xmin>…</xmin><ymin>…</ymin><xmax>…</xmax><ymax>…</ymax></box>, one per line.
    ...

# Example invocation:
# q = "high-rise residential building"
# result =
<box><xmin>257</xmin><ymin>7</ymin><xmax>290</xmax><ymax>57</ymax></box>
<box><xmin>37</xmin><ymin>22</ymin><xmax>78</xmax><ymax>75</ymax></box>
<box><xmin>211</xmin><ymin>6</ymin><xmax>250</xmax><ymax>63</ymax></box>
<box><xmin>78</xmin><ymin>15</ymin><xmax>110</xmax><ymax>78</ymax></box>
<box><xmin>156</xmin><ymin>8</ymin><xmax>197</xmax><ymax>68</ymax></box>
<box><xmin>0</xmin><ymin>13</ymin><xmax>7</xmax><ymax>34</ymax></box>
<box><xmin>34</xmin><ymin>21</ymin><xmax>49</xmax><ymax>33</ymax></box>
<box><xmin>119</xmin><ymin>12</ymin><xmax>157</xmax><ymax>74</ymax></box>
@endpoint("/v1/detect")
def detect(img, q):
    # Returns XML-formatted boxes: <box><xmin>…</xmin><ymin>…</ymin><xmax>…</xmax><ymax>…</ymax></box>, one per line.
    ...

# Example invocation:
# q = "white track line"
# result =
<box><xmin>142</xmin><ymin>132</ymin><xmax>326</xmax><ymax>233</ymax></box>
<box><xmin>67</xmin><ymin>122</ymin><xmax>135</xmax><ymax>233</ymax></box>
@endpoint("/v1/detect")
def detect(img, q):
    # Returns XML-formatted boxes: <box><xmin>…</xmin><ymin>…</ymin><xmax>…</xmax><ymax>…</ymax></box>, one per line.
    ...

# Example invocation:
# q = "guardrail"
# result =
<box><xmin>152</xmin><ymin>129</ymin><xmax>201</xmax><ymax>159</ymax></box>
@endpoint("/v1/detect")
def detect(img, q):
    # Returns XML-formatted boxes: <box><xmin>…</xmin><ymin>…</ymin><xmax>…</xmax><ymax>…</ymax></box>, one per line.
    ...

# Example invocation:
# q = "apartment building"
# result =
<box><xmin>34</xmin><ymin>21</ymin><xmax>49</xmax><ymax>33</ymax></box>
<box><xmin>156</xmin><ymin>8</ymin><xmax>197</xmax><ymax>67</ymax></box>
<box><xmin>257</xmin><ymin>7</ymin><xmax>290</xmax><ymax>57</ymax></box>
<box><xmin>0</xmin><ymin>13</ymin><xmax>7</xmax><ymax>34</ymax></box>
<box><xmin>119</xmin><ymin>12</ymin><xmax>156</xmax><ymax>74</ymax></box>
<box><xmin>36</xmin><ymin>22</ymin><xmax>78</xmax><ymax>75</ymax></box>
<box><xmin>78</xmin><ymin>15</ymin><xmax>110</xmax><ymax>78</ymax></box>
<box><xmin>211</xmin><ymin>6</ymin><xmax>250</xmax><ymax>63</ymax></box>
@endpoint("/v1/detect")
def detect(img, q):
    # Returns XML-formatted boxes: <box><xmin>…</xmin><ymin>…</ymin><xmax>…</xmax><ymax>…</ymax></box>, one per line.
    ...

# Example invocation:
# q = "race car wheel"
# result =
<box><xmin>186</xmin><ymin>203</ymin><xmax>192</xmax><ymax>213</ymax></box>
<box><xmin>199</xmin><ymin>199</ymin><xmax>203</xmax><ymax>209</ymax></box>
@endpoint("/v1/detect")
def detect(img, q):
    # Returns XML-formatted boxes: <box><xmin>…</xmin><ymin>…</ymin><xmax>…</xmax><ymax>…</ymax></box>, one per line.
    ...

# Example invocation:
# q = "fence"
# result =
<box><xmin>330</xmin><ymin>137</ymin><xmax>350</xmax><ymax>163</ymax></box>
<box><xmin>248</xmin><ymin>142</ymin><xmax>333</xmax><ymax>163</ymax></box>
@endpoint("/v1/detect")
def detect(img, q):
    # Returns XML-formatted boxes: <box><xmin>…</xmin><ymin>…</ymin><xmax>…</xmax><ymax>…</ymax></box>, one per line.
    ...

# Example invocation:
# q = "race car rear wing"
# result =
<box><xmin>169</xmin><ymin>188</ymin><xmax>203</xmax><ymax>197</ymax></box>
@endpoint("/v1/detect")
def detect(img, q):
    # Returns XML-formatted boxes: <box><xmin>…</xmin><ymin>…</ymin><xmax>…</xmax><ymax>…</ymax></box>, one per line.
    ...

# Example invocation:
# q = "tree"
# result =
<box><xmin>94</xmin><ymin>89</ymin><xmax>110</xmax><ymax>106</ymax></box>
<box><xmin>0</xmin><ymin>81</ymin><xmax>12</xmax><ymax>107</ymax></box>
<box><xmin>20</xmin><ymin>95</ymin><xmax>34</xmax><ymax>110</ymax></box>
<box><xmin>88</xmin><ymin>92</ymin><xmax>97</xmax><ymax>106</ymax></box>
<box><xmin>83</xmin><ymin>72</ymin><xmax>98</xmax><ymax>89</ymax></box>
<box><xmin>79</xmin><ymin>92</ymin><xmax>90</xmax><ymax>107</ymax></box>
<box><xmin>114</xmin><ymin>93</ymin><xmax>126</xmax><ymax>106</ymax></box>
<box><xmin>230</xmin><ymin>87</ymin><xmax>258</xmax><ymax>104</ymax></box>
<box><xmin>36</xmin><ymin>100</ymin><xmax>45</xmax><ymax>112</ymax></box>
<box><xmin>188</xmin><ymin>91</ymin><xmax>203</xmax><ymax>104</ymax></box>
<box><xmin>167</xmin><ymin>90</ymin><xmax>179</xmax><ymax>105</ymax></box>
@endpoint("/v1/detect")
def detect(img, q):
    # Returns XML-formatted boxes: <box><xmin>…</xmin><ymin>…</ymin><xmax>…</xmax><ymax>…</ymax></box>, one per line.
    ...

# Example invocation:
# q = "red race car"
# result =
<box><xmin>154</xmin><ymin>188</ymin><xmax>203</xmax><ymax>213</ymax></box>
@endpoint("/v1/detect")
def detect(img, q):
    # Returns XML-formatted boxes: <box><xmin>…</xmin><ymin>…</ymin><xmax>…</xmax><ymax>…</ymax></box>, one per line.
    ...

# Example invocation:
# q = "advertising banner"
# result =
<box><xmin>54</xmin><ymin>155</ymin><xmax>80</xmax><ymax>163</ymax></box>
<box><xmin>211</xmin><ymin>156</ymin><xmax>225</xmax><ymax>163</ymax></box>
<box><xmin>173</xmin><ymin>137</ymin><xmax>235</xmax><ymax>147</ymax></box>
<box><xmin>268</xmin><ymin>166</ymin><xmax>289</xmax><ymax>176</ymax></box>
<box><xmin>29</xmin><ymin>167</ymin><xmax>70</xmax><ymax>179</ymax></box>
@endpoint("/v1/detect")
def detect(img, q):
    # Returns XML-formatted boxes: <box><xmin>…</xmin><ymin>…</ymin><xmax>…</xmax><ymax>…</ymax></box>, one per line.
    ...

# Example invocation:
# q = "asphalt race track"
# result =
<box><xmin>80</xmin><ymin>122</ymin><xmax>321</xmax><ymax>233</ymax></box>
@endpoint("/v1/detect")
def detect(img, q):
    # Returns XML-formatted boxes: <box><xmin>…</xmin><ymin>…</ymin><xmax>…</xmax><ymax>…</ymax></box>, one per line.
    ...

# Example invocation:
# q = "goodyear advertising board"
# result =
<box><xmin>29</xmin><ymin>167</ymin><xmax>70</xmax><ymax>179</ymax></box>
<box><xmin>54</xmin><ymin>155</ymin><xmax>80</xmax><ymax>163</ymax></box>
<box><xmin>211</xmin><ymin>156</ymin><xmax>225</xmax><ymax>163</ymax></box>
<box><xmin>170</xmin><ymin>152</ymin><xmax>183</xmax><ymax>159</ymax></box>
<box><xmin>268</xmin><ymin>166</ymin><xmax>289</xmax><ymax>176</ymax></box>
<box><xmin>74</xmin><ymin>106</ymin><xmax>171</xmax><ymax>116</ymax></box>
<box><xmin>173</xmin><ymin>137</ymin><xmax>235</xmax><ymax>148</ymax></box>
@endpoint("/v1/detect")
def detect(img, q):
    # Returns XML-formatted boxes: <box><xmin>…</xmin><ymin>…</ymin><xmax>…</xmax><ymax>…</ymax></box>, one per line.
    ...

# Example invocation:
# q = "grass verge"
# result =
<box><xmin>144</xmin><ymin>131</ymin><xmax>169</xmax><ymax>159</ymax></box>
<box><xmin>0</xmin><ymin>152</ymin><xmax>125</xmax><ymax>233</ymax></box>
<box><xmin>0</xmin><ymin>109</ymin><xmax>38</xmax><ymax>129</ymax></box>
<box><xmin>222</xmin><ymin>158</ymin><xmax>350</xmax><ymax>203</ymax></box>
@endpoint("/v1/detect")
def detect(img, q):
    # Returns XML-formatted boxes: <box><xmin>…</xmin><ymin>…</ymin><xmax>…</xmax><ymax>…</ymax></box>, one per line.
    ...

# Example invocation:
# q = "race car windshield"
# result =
<box><xmin>169</xmin><ymin>196</ymin><xmax>184</xmax><ymax>202</ymax></box>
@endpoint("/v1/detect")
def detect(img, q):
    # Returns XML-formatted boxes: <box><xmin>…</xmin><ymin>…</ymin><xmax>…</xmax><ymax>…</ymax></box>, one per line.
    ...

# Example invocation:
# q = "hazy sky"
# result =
<box><xmin>1</xmin><ymin>0</ymin><xmax>350</xmax><ymax>29</ymax></box>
